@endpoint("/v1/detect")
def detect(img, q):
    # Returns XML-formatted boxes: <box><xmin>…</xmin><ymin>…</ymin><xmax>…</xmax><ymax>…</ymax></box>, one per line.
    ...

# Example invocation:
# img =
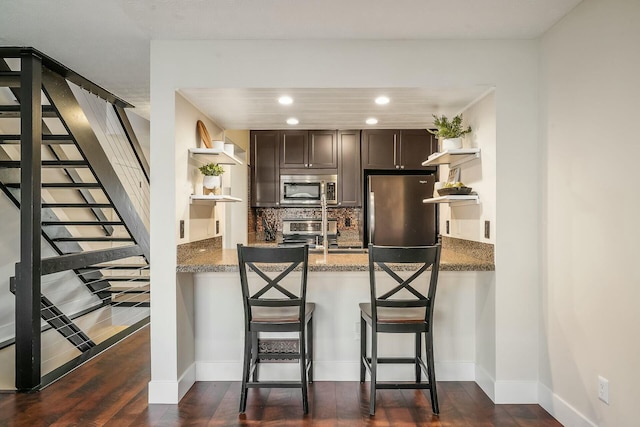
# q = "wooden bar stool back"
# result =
<box><xmin>236</xmin><ymin>244</ymin><xmax>314</xmax><ymax>414</ymax></box>
<box><xmin>359</xmin><ymin>244</ymin><xmax>442</xmax><ymax>416</ymax></box>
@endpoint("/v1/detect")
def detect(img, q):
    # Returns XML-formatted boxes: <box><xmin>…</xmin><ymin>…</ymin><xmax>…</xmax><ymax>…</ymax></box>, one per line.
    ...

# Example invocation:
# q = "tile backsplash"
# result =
<box><xmin>254</xmin><ymin>207</ymin><xmax>361</xmax><ymax>240</ymax></box>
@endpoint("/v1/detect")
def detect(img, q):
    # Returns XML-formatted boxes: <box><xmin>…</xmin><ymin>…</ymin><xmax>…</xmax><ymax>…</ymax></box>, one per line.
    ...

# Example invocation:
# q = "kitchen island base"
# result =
<box><xmin>189</xmin><ymin>270</ymin><xmax>490</xmax><ymax>383</ymax></box>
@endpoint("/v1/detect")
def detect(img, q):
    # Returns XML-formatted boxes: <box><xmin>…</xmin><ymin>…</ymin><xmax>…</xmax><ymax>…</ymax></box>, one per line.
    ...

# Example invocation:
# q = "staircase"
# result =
<box><xmin>0</xmin><ymin>47</ymin><xmax>150</xmax><ymax>391</ymax></box>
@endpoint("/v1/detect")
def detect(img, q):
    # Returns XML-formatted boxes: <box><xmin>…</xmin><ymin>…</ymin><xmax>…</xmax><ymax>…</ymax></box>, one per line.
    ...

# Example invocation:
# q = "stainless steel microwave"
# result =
<box><xmin>280</xmin><ymin>174</ymin><xmax>338</xmax><ymax>205</ymax></box>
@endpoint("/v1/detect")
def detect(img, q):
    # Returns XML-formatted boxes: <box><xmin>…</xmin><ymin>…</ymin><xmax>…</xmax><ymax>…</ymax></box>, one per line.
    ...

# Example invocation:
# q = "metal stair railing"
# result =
<box><xmin>0</xmin><ymin>47</ymin><xmax>151</xmax><ymax>391</ymax></box>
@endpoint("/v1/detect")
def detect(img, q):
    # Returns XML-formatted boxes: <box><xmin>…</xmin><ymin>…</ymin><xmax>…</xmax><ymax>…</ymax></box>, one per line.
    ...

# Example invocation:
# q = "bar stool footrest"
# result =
<box><xmin>376</xmin><ymin>382</ymin><xmax>433</xmax><ymax>390</ymax></box>
<box><xmin>246</xmin><ymin>381</ymin><xmax>303</xmax><ymax>389</ymax></box>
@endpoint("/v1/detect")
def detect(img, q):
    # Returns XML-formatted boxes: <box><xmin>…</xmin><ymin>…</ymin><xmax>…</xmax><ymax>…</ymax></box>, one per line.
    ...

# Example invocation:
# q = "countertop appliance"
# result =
<box><xmin>366</xmin><ymin>174</ymin><xmax>437</xmax><ymax>246</ymax></box>
<box><xmin>280</xmin><ymin>174</ymin><xmax>338</xmax><ymax>206</ymax></box>
<box><xmin>280</xmin><ymin>218</ymin><xmax>338</xmax><ymax>247</ymax></box>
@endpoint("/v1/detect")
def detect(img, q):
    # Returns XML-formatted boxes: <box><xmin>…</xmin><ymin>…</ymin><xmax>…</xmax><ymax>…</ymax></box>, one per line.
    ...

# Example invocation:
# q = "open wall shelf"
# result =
<box><xmin>190</xmin><ymin>195</ymin><xmax>242</xmax><ymax>204</ymax></box>
<box><xmin>189</xmin><ymin>148</ymin><xmax>243</xmax><ymax>166</ymax></box>
<box><xmin>421</xmin><ymin>148</ymin><xmax>480</xmax><ymax>168</ymax></box>
<box><xmin>422</xmin><ymin>194</ymin><xmax>479</xmax><ymax>207</ymax></box>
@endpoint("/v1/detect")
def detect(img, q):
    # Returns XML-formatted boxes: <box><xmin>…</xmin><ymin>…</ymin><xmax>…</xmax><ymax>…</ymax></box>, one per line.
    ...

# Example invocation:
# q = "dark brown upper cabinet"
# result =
<box><xmin>250</xmin><ymin>130</ymin><xmax>280</xmax><ymax>207</ymax></box>
<box><xmin>398</xmin><ymin>129</ymin><xmax>436</xmax><ymax>169</ymax></box>
<box><xmin>337</xmin><ymin>130</ymin><xmax>361</xmax><ymax>207</ymax></box>
<box><xmin>361</xmin><ymin>129</ymin><xmax>435</xmax><ymax>170</ymax></box>
<box><xmin>280</xmin><ymin>130</ymin><xmax>337</xmax><ymax>169</ymax></box>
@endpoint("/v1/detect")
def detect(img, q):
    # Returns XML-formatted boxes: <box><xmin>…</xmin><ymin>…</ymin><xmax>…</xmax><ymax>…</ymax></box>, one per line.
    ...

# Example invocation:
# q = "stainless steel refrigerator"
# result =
<box><xmin>366</xmin><ymin>174</ymin><xmax>437</xmax><ymax>246</ymax></box>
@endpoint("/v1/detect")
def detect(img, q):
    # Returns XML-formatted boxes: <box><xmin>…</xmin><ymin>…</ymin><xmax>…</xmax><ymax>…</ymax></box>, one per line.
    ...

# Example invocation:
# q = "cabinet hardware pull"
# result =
<box><xmin>393</xmin><ymin>134</ymin><xmax>397</xmax><ymax>166</ymax></box>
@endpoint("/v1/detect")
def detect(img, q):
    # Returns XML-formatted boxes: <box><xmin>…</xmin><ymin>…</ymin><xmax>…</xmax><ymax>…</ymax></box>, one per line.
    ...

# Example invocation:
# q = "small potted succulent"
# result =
<box><xmin>199</xmin><ymin>163</ymin><xmax>224</xmax><ymax>195</ymax></box>
<box><xmin>428</xmin><ymin>114</ymin><xmax>472</xmax><ymax>151</ymax></box>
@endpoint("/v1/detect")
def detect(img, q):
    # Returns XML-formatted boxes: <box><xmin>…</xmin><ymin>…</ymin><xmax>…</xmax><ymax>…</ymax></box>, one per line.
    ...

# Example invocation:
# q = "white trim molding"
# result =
<box><xmin>475</xmin><ymin>366</ymin><xmax>538</xmax><ymax>404</ymax></box>
<box><xmin>148</xmin><ymin>363</ymin><xmax>196</xmax><ymax>404</ymax></box>
<box><xmin>494</xmin><ymin>380</ymin><xmax>538</xmax><ymax>404</ymax></box>
<box><xmin>195</xmin><ymin>360</ymin><xmax>475</xmax><ymax>382</ymax></box>
<box><xmin>538</xmin><ymin>383</ymin><xmax>597</xmax><ymax>427</ymax></box>
<box><xmin>475</xmin><ymin>365</ymin><xmax>496</xmax><ymax>402</ymax></box>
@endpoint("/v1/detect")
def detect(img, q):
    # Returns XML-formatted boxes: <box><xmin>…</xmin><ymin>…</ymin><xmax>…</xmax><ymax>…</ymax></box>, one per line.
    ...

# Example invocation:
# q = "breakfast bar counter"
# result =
<box><xmin>177</xmin><ymin>240</ymin><xmax>495</xmax><ymax>273</ymax></box>
<box><xmin>175</xmin><ymin>237</ymin><xmax>495</xmax><ymax>384</ymax></box>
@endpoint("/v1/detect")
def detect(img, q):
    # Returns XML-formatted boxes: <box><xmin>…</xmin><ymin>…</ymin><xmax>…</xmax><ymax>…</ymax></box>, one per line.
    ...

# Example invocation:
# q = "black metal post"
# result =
<box><xmin>15</xmin><ymin>51</ymin><xmax>43</xmax><ymax>391</ymax></box>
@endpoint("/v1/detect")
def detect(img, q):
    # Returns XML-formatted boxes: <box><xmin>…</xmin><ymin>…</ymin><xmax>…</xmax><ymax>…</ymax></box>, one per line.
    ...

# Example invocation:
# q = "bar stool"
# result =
<box><xmin>359</xmin><ymin>244</ymin><xmax>442</xmax><ymax>416</ymax></box>
<box><xmin>236</xmin><ymin>244</ymin><xmax>314</xmax><ymax>414</ymax></box>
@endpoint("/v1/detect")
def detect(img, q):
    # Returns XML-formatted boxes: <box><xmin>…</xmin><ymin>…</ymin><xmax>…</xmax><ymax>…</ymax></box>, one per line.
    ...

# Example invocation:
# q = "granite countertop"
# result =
<box><xmin>177</xmin><ymin>237</ymin><xmax>494</xmax><ymax>273</ymax></box>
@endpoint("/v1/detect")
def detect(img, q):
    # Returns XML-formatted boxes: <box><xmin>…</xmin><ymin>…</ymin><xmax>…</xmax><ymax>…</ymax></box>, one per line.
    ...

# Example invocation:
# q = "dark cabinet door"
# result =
<box><xmin>338</xmin><ymin>130</ymin><xmax>361</xmax><ymax>207</ymax></box>
<box><xmin>280</xmin><ymin>130</ymin><xmax>337</xmax><ymax>169</ymax></box>
<box><xmin>279</xmin><ymin>130</ymin><xmax>308</xmax><ymax>168</ymax></box>
<box><xmin>399</xmin><ymin>129</ymin><xmax>435</xmax><ymax>170</ymax></box>
<box><xmin>308</xmin><ymin>130</ymin><xmax>338</xmax><ymax>168</ymax></box>
<box><xmin>361</xmin><ymin>129</ymin><xmax>399</xmax><ymax>169</ymax></box>
<box><xmin>251</xmin><ymin>130</ymin><xmax>280</xmax><ymax>207</ymax></box>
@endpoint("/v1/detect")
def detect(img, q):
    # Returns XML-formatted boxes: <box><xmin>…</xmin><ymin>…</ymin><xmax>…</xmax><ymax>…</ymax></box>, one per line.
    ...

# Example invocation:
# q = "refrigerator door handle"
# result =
<box><xmin>369</xmin><ymin>191</ymin><xmax>375</xmax><ymax>244</ymax></box>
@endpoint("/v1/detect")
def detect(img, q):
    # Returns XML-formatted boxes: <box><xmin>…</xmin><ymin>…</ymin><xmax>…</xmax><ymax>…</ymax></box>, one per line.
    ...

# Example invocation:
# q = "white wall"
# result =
<box><xmin>150</xmin><ymin>39</ymin><xmax>540</xmax><ymax>404</ymax></box>
<box><xmin>439</xmin><ymin>90</ymin><xmax>497</xmax><ymax>244</ymax></box>
<box><xmin>175</xmin><ymin>93</ymin><xmax>225</xmax><ymax>245</ymax></box>
<box><xmin>539</xmin><ymin>0</ymin><xmax>640</xmax><ymax>425</ymax></box>
<box><xmin>0</xmin><ymin>192</ymin><xmax>21</xmax><ymax>344</ymax></box>
<box><xmin>125</xmin><ymin>109</ymin><xmax>151</xmax><ymax>164</ymax></box>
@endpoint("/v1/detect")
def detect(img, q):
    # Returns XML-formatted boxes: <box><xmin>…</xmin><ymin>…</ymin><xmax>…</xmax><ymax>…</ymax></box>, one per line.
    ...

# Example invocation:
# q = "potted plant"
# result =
<box><xmin>199</xmin><ymin>163</ymin><xmax>224</xmax><ymax>195</ymax></box>
<box><xmin>428</xmin><ymin>114</ymin><xmax>472</xmax><ymax>151</ymax></box>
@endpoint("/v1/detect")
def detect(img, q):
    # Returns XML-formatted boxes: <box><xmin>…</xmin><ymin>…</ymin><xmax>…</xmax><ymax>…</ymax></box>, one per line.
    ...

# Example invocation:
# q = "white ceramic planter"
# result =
<box><xmin>203</xmin><ymin>175</ymin><xmax>221</xmax><ymax>195</ymax></box>
<box><xmin>211</xmin><ymin>140</ymin><xmax>225</xmax><ymax>150</ymax></box>
<box><xmin>441</xmin><ymin>137</ymin><xmax>463</xmax><ymax>151</ymax></box>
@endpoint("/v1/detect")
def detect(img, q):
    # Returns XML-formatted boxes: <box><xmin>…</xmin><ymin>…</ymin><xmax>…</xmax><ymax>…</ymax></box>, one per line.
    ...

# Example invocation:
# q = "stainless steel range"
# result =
<box><xmin>280</xmin><ymin>218</ymin><xmax>338</xmax><ymax>247</ymax></box>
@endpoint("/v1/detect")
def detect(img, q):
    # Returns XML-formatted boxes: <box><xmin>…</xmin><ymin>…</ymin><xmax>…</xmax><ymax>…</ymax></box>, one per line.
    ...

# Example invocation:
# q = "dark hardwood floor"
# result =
<box><xmin>0</xmin><ymin>326</ymin><xmax>561</xmax><ymax>426</ymax></box>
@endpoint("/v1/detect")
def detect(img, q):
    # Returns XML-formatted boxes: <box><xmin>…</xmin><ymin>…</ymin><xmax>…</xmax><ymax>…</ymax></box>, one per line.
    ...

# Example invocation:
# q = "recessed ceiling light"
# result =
<box><xmin>366</xmin><ymin>118</ymin><xmax>378</xmax><ymax>125</ymax></box>
<box><xmin>286</xmin><ymin>117</ymin><xmax>299</xmax><ymax>125</ymax></box>
<box><xmin>279</xmin><ymin>96</ymin><xmax>293</xmax><ymax>105</ymax></box>
<box><xmin>375</xmin><ymin>96</ymin><xmax>390</xmax><ymax>105</ymax></box>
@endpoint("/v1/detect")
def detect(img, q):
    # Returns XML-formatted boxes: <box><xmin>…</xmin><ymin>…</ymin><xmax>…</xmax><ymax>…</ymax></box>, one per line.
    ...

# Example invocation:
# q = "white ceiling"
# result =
<box><xmin>178</xmin><ymin>87</ymin><xmax>494</xmax><ymax>130</ymax></box>
<box><xmin>0</xmin><ymin>0</ymin><xmax>582</xmax><ymax>128</ymax></box>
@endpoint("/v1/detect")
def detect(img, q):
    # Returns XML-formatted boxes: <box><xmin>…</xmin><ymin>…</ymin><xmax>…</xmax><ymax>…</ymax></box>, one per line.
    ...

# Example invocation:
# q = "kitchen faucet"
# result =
<box><xmin>321</xmin><ymin>181</ymin><xmax>328</xmax><ymax>257</ymax></box>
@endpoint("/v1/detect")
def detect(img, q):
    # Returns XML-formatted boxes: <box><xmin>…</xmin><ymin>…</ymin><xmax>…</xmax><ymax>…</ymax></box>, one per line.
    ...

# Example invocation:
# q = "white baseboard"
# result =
<box><xmin>475</xmin><ymin>366</ymin><xmax>537</xmax><ymax>404</ymax></box>
<box><xmin>148</xmin><ymin>363</ymin><xmax>196</xmax><ymax>404</ymax></box>
<box><xmin>148</xmin><ymin>380</ymin><xmax>180</xmax><ymax>404</ymax></box>
<box><xmin>195</xmin><ymin>360</ymin><xmax>474</xmax><ymax>382</ymax></box>
<box><xmin>178</xmin><ymin>363</ymin><xmax>196</xmax><ymax>400</ymax></box>
<box><xmin>538</xmin><ymin>383</ymin><xmax>597</xmax><ymax>427</ymax></box>
<box><xmin>475</xmin><ymin>365</ymin><xmax>495</xmax><ymax>401</ymax></box>
<box><xmin>494</xmin><ymin>380</ymin><xmax>538</xmax><ymax>403</ymax></box>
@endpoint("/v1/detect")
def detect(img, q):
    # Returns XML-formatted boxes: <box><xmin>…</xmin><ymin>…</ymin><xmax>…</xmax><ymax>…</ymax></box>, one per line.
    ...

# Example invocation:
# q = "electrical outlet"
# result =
<box><xmin>446</xmin><ymin>220</ymin><xmax>450</xmax><ymax>234</ymax></box>
<box><xmin>179</xmin><ymin>220</ymin><xmax>184</xmax><ymax>238</ymax></box>
<box><xmin>355</xmin><ymin>321</ymin><xmax>360</xmax><ymax>340</ymax></box>
<box><xmin>216</xmin><ymin>220</ymin><xmax>220</xmax><ymax>235</ymax></box>
<box><xmin>484</xmin><ymin>220</ymin><xmax>490</xmax><ymax>239</ymax></box>
<box><xmin>598</xmin><ymin>376</ymin><xmax>609</xmax><ymax>404</ymax></box>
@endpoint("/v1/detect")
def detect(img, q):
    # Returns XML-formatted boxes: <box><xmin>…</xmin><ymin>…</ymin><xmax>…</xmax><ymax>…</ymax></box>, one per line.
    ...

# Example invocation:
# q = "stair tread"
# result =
<box><xmin>112</xmin><ymin>294</ymin><xmax>150</xmax><ymax>303</ymax></box>
<box><xmin>98</xmin><ymin>276</ymin><xmax>150</xmax><ymax>282</ymax></box>
<box><xmin>43</xmin><ymin>203</ymin><xmax>113</xmax><ymax>208</ymax></box>
<box><xmin>109</xmin><ymin>285</ymin><xmax>150</xmax><ymax>293</ymax></box>
<box><xmin>84</xmin><ymin>264</ymin><xmax>149</xmax><ymax>270</ymax></box>
<box><xmin>42</xmin><ymin>220</ymin><xmax>123</xmax><ymax>226</ymax></box>
<box><xmin>51</xmin><ymin>237</ymin><xmax>133</xmax><ymax>242</ymax></box>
